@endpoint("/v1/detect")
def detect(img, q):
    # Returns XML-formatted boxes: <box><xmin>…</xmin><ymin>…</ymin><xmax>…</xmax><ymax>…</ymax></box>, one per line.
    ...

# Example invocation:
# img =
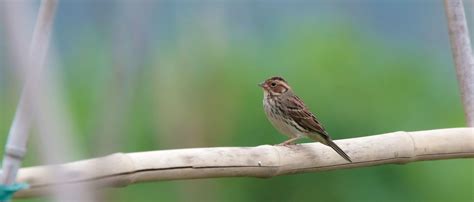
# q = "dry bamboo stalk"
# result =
<box><xmin>12</xmin><ymin>127</ymin><xmax>474</xmax><ymax>199</ymax></box>
<box><xmin>0</xmin><ymin>0</ymin><xmax>58</xmax><ymax>185</ymax></box>
<box><xmin>444</xmin><ymin>0</ymin><xmax>474</xmax><ymax>126</ymax></box>
<box><xmin>1</xmin><ymin>1</ymin><xmax>97</xmax><ymax>201</ymax></box>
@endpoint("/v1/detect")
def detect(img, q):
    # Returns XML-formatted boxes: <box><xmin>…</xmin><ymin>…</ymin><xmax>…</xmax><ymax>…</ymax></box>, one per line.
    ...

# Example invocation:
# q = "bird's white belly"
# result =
<box><xmin>264</xmin><ymin>100</ymin><xmax>304</xmax><ymax>138</ymax></box>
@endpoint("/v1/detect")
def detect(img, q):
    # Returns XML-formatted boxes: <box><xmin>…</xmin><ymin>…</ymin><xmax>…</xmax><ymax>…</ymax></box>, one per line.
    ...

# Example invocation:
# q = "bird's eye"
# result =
<box><xmin>270</xmin><ymin>82</ymin><xmax>276</xmax><ymax>87</ymax></box>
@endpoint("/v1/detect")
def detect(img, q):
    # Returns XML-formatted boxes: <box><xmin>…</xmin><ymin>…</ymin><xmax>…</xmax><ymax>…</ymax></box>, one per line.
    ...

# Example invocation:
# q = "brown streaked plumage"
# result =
<box><xmin>258</xmin><ymin>76</ymin><xmax>352</xmax><ymax>162</ymax></box>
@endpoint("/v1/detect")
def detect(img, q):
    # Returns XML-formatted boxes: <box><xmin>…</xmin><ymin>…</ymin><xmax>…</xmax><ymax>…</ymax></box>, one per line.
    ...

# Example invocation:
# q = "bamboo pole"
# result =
<box><xmin>1</xmin><ymin>1</ymin><xmax>97</xmax><ymax>201</ymax></box>
<box><xmin>444</xmin><ymin>0</ymin><xmax>474</xmax><ymax>126</ymax></box>
<box><xmin>0</xmin><ymin>0</ymin><xmax>58</xmax><ymax>186</ymax></box>
<box><xmin>11</xmin><ymin>128</ymin><xmax>474</xmax><ymax>198</ymax></box>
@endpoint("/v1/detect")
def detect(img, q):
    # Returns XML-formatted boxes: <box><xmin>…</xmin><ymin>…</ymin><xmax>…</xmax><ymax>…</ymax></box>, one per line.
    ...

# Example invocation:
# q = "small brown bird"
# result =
<box><xmin>259</xmin><ymin>76</ymin><xmax>352</xmax><ymax>162</ymax></box>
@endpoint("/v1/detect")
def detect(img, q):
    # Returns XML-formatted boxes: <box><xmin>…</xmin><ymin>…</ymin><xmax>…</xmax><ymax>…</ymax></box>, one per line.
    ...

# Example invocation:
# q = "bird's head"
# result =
<box><xmin>258</xmin><ymin>76</ymin><xmax>291</xmax><ymax>96</ymax></box>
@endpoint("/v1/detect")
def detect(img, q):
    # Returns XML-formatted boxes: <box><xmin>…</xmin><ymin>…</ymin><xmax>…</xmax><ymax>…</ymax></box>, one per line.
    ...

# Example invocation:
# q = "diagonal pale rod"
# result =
<box><xmin>0</xmin><ymin>0</ymin><xmax>58</xmax><ymax>185</ymax></box>
<box><xmin>11</xmin><ymin>128</ymin><xmax>474</xmax><ymax>199</ymax></box>
<box><xmin>444</xmin><ymin>0</ymin><xmax>474</xmax><ymax>127</ymax></box>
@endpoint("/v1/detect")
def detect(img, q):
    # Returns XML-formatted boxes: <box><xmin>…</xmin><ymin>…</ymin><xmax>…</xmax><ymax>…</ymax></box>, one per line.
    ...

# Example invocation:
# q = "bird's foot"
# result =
<box><xmin>275</xmin><ymin>142</ymin><xmax>297</xmax><ymax>147</ymax></box>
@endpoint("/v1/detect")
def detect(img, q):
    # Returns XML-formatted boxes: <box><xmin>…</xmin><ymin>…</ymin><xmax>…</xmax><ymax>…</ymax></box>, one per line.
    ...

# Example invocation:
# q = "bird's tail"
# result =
<box><xmin>326</xmin><ymin>139</ymin><xmax>352</xmax><ymax>162</ymax></box>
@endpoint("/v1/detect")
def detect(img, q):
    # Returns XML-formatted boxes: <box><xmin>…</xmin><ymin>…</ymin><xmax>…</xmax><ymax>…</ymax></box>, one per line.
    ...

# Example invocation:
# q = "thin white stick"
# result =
<box><xmin>444</xmin><ymin>0</ymin><xmax>474</xmax><ymax>126</ymax></box>
<box><xmin>11</xmin><ymin>128</ymin><xmax>474</xmax><ymax>199</ymax></box>
<box><xmin>0</xmin><ymin>0</ymin><xmax>58</xmax><ymax>185</ymax></box>
<box><xmin>1</xmin><ymin>1</ymin><xmax>97</xmax><ymax>201</ymax></box>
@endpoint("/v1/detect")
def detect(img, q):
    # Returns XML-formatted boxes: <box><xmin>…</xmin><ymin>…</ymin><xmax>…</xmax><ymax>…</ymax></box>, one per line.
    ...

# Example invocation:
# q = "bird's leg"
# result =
<box><xmin>276</xmin><ymin>137</ymin><xmax>301</xmax><ymax>146</ymax></box>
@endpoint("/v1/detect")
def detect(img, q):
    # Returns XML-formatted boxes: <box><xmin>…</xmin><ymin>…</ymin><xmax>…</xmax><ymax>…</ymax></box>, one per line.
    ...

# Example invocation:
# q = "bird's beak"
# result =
<box><xmin>258</xmin><ymin>82</ymin><xmax>264</xmax><ymax>88</ymax></box>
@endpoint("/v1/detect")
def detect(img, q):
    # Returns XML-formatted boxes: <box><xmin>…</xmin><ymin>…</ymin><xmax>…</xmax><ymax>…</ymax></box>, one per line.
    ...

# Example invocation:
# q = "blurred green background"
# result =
<box><xmin>1</xmin><ymin>0</ymin><xmax>473</xmax><ymax>201</ymax></box>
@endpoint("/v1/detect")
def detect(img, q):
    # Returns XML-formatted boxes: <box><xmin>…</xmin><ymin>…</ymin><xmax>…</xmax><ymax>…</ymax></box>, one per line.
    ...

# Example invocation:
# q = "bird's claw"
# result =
<box><xmin>274</xmin><ymin>142</ymin><xmax>297</xmax><ymax>148</ymax></box>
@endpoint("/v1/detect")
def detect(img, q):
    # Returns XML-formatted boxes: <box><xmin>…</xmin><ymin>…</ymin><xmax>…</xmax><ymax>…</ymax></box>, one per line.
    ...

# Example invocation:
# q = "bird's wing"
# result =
<box><xmin>285</xmin><ymin>95</ymin><xmax>352</xmax><ymax>162</ymax></box>
<box><xmin>284</xmin><ymin>95</ymin><xmax>330</xmax><ymax>137</ymax></box>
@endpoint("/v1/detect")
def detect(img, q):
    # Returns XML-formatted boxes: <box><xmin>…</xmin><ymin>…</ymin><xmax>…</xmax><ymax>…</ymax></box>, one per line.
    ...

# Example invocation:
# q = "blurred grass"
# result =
<box><xmin>1</xmin><ymin>20</ymin><xmax>472</xmax><ymax>202</ymax></box>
